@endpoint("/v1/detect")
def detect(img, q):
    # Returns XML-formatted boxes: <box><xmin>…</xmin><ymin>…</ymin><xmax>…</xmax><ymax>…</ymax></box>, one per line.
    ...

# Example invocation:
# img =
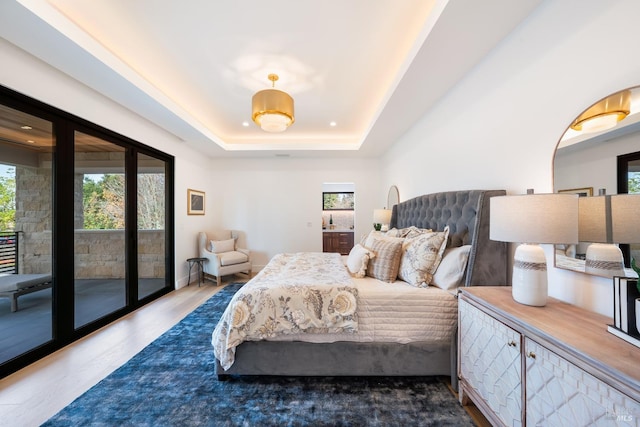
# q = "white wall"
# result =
<box><xmin>210</xmin><ymin>157</ymin><xmax>380</xmax><ymax>270</ymax></box>
<box><xmin>381</xmin><ymin>0</ymin><xmax>640</xmax><ymax>316</ymax></box>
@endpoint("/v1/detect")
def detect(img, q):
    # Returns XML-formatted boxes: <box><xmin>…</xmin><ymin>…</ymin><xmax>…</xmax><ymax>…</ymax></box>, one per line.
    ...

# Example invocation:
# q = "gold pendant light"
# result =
<box><xmin>570</xmin><ymin>89</ymin><xmax>631</xmax><ymax>133</ymax></box>
<box><xmin>252</xmin><ymin>74</ymin><xmax>295</xmax><ymax>132</ymax></box>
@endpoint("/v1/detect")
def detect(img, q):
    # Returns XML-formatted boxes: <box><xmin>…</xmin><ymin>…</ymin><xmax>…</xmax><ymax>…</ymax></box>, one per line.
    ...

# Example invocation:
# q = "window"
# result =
<box><xmin>322</xmin><ymin>192</ymin><xmax>355</xmax><ymax>210</ymax></box>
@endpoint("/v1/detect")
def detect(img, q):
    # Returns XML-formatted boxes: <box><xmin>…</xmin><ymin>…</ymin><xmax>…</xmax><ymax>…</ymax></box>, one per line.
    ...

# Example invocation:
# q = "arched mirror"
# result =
<box><xmin>387</xmin><ymin>185</ymin><xmax>400</xmax><ymax>209</ymax></box>
<box><xmin>554</xmin><ymin>87</ymin><xmax>640</xmax><ymax>278</ymax></box>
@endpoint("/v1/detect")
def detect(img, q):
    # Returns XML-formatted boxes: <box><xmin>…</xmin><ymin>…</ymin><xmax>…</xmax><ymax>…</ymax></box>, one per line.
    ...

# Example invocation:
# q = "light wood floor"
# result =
<box><xmin>0</xmin><ymin>281</ymin><xmax>221</xmax><ymax>427</ymax></box>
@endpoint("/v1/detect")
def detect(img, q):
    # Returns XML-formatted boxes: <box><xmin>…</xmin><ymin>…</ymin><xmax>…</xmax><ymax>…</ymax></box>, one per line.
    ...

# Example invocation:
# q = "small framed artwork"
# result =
<box><xmin>187</xmin><ymin>189</ymin><xmax>205</xmax><ymax>215</ymax></box>
<box><xmin>558</xmin><ymin>187</ymin><xmax>593</xmax><ymax>197</ymax></box>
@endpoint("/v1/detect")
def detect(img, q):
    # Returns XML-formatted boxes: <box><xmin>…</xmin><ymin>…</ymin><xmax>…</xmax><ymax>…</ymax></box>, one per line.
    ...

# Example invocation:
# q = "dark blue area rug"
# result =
<box><xmin>43</xmin><ymin>284</ymin><xmax>474</xmax><ymax>426</ymax></box>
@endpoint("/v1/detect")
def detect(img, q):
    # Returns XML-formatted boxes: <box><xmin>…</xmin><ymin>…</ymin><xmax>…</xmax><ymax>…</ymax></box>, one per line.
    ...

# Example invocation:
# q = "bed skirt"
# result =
<box><xmin>215</xmin><ymin>336</ymin><xmax>458</xmax><ymax>389</ymax></box>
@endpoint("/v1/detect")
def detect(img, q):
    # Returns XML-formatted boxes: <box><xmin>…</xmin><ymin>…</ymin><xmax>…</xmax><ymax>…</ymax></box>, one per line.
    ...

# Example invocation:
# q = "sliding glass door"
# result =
<box><xmin>137</xmin><ymin>153</ymin><xmax>167</xmax><ymax>300</ymax></box>
<box><xmin>74</xmin><ymin>131</ymin><xmax>127</xmax><ymax>328</ymax></box>
<box><xmin>0</xmin><ymin>84</ymin><xmax>174</xmax><ymax>378</ymax></box>
<box><xmin>0</xmin><ymin>105</ymin><xmax>54</xmax><ymax>365</ymax></box>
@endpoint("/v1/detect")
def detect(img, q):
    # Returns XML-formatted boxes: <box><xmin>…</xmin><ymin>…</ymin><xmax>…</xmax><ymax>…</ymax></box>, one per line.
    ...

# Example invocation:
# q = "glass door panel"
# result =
<box><xmin>0</xmin><ymin>105</ymin><xmax>54</xmax><ymax>363</ymax></box>
<box><xmin>137</xmin><ymin>153</ymin><xmax>167</xmax><ymax>299</ymax></box>
<box><xmin>74</xmin><ymin>131</ymin><xmax>126</xmax><ymax>328</ymax></box>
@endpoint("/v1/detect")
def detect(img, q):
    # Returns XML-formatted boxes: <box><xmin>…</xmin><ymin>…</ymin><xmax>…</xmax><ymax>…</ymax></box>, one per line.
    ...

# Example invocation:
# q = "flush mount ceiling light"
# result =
<box><xmin>570</xmin><ymin>89</ymin><xmax>631</xmax><ymax>133</ymax></box>
<box><xmin>252</xmin><ymin>74</ymin><xmax>294</xmax><ymax>133</ymax></box>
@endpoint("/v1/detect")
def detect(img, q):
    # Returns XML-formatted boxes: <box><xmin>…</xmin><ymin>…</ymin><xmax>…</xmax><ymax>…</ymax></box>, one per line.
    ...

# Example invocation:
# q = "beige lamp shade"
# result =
<box><xmin>490</xmin><ymin>194</ymin><xmax>579</xmax><ymax>244</ymax></box>
<box><xmin>578</xmin><ymin>196</ymin><xmax>612</xmax><ymax>243</ymax></box>
<box><xmin>373</xmin><ymin>208</ymin><xmax>392</xmax><ymax>225</ymax></box>
<box><xmin>611</xmin><ymin>194</ymin><xmax>640</xmax><ymax>243</ymax></box>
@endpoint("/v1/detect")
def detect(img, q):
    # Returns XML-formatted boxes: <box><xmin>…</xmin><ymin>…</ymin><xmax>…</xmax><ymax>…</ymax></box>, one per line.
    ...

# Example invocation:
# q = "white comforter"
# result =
<box><xmin>212</xmin><ymin>252</ymin><xmax>358</xmax><ymax>370</ymax></box>
<box><xmin>269</xmin><ymin>275</ymin><xmax>458</xmax><ymax>344</ymax></box>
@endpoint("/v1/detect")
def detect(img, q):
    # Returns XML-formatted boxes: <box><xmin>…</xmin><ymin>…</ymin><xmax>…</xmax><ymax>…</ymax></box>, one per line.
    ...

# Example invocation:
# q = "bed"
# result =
<box><xmin>212</xmin><ymin>189</ymin><xmax>507</xmax><ymax>386</ymax></box>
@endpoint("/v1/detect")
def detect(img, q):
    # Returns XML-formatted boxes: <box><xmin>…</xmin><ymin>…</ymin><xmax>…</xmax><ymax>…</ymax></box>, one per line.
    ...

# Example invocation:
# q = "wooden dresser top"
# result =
<box><xmin>461</xmin><ymin>286</ymin><xmax>640</xmax><ymax>397</ymax></box>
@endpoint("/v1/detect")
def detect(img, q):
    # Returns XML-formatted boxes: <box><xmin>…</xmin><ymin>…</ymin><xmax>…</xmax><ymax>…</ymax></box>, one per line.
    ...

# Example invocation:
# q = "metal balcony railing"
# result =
<box><xmin>0</xmin><ymin>232</ymin><xmax>18</xmax><ymax>274</ymax></box>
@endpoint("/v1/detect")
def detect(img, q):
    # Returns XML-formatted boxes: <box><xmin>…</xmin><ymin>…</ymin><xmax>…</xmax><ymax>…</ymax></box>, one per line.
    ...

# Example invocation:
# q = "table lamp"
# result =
<box><xmin>579</xmin><ymin>194</ymin><xmax>625</xmax><ymax>277</ymax></box>
<box><xmin>373</xmin><ymin>208</ymin><xmax>392</xmax><ymax>231</ymax></box>
<box><xmin>611</xmin><ymin>194</ymin><xmax>640</xmax><ymax>277</ymax></box>
<box><xmin>611</xmin><ymin>194</ymin><xmax>640</xmax><ymax>244</ymax></box>
<box><xmin>490</xmin><ymin>193</ymin><xmax>578</xmax><ymax>306</ymax></box>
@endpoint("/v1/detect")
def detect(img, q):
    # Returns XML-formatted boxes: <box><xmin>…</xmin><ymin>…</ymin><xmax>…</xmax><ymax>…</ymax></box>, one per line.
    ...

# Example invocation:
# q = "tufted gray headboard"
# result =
<box><xmin>390</xmin><ymin>189</ymin><xmax>507</xmax><ymax>287</ymax></box>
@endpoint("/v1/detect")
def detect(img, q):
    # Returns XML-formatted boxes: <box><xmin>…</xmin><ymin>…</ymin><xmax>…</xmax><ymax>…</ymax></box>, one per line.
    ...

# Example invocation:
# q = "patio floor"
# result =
<box><xmin>0</xmin><ymin>278</ymin><xmax>166</xmax><ymax>364</ymax></box>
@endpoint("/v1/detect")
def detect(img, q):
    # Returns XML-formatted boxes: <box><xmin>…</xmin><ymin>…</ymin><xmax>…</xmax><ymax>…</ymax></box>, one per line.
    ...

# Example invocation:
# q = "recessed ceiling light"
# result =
<box><xmin>21</xmin><ymin>125</ymin><xmax>32</xmax><ymax>130</ymax></box>
<box><xmin>242</xmin><ymin>121</ymin><xmax>250</xmax><ymax>127</ymax></box>
<box><xmin>329</xmin><ymin>121</ymin><xmax>337</xmax><ymax>127</ymax></box>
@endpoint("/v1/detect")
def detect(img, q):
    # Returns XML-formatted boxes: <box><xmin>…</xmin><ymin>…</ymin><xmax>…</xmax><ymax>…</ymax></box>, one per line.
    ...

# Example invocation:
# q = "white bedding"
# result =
<box><xmin>213</xmin><ymin>252</ymin><xmax>460</xmax><ymax>370</ymax></box>
<box><xmin>266</xmin><ymin>275</ymin><xmax>458</xmax><ymax>344</ymax></box>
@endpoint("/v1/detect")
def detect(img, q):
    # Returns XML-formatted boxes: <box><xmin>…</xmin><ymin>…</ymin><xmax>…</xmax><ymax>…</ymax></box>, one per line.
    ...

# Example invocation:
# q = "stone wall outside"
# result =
<box><xmin>15</xmin><ymin>164</ymin><xmax>165</xmax><ymax>279</ymax></box>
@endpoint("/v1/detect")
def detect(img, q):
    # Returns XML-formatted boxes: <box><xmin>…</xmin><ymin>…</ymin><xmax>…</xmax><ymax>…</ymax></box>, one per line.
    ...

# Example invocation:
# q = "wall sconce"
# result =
<box><xmin>490</xmin><ymin>193</ymin><xmax>578</xmax><ymax>306</ymax></box>
<box><xmin>373</xmin><ymin>208</ymin><xmax>392</xmax><ymax>231</ymax></box>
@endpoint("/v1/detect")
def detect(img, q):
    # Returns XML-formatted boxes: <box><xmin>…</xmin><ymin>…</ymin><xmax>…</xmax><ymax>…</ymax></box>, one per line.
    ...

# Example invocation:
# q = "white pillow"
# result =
<box><xmin>346</xmin><ymin>244</ymin><xmax>375</xmax><ymax>278</ymax></box>
<box><xmin>432</xmin><ymin>245</ymin><xmax>471</xmax><ymax>290</ymax></box>
<box><xmin>210</xmin><ymin>238</ymin><xmax>235</xmax><ymax>253</ymax></box>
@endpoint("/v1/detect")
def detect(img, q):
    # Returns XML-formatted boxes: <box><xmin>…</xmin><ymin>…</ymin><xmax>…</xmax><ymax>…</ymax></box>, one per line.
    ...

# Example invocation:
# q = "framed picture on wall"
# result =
<box><xmin>558</xmin><ymin>187</ymin><xmax>593</xmax><ymax>197</ymax></box>
<box><xmin>187</xmin><ymin>189</ymin><xmax>205</xmax><ymax>215</ymax></box>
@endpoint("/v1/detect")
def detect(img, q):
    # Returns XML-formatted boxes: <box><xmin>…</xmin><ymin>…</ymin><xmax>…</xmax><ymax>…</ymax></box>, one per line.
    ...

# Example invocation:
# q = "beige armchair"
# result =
<box><xmin>197</xmin><ymin>230</ymin><xmax>251</xmax><ymax>286</ymax></box>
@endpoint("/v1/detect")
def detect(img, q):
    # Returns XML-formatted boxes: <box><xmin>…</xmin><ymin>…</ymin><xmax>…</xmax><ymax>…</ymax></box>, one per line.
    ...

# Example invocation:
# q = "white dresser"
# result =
<box><xmin>458</xmin><ymin>286</ymin><xmax>640</xmax><ymax>427</ymax></box>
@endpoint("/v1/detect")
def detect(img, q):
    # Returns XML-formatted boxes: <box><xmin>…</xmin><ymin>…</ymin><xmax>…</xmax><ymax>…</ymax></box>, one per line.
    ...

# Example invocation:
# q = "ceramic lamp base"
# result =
<box><xmin>512</xmin><ymin>243</ymin><xmax>548</xmax><ymax>307</ymax></box>
<box><xmin>585</xmin><ymin>243</ymin><xmax>625</xmax><ymax>277</ymax></box>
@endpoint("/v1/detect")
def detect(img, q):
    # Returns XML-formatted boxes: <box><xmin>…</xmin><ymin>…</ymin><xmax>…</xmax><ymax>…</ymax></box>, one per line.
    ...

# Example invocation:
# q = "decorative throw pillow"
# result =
<box><xmin>366</xmin><ymin>237</ymin><xmax>403</xmax><ymax>282</ymax></box>
<box><xmin>396</xmin><ymin>226</ymin><xmax>433</xmax><ymax>239</ymax></box>
<box><xmin>346</xmin><ymin>244</ymin><xmax>375</xmax><ymax>278</ymax></box>
<box><xmin>210</xmin><ymin>238</ymin><xmax>235</xmax><ymax>253</ymax></box>
<box><xmin>361</xmin><ymin>230</ymin><xmax>389</xmax><ymax>248</ymax></box>
<box><xmin>385</xmin><ymin>228</ymin><xmax>401</xmax><ymax>238</ymax></box>
<box><xmin>432</xmin><ymin>245</ymin><xmax>471</xmax><ymax>290</ymax></box>
<box><xmin>397</xmin><ymin>226</ymin><xmax>450</xmax><ymax>287</ymax></box>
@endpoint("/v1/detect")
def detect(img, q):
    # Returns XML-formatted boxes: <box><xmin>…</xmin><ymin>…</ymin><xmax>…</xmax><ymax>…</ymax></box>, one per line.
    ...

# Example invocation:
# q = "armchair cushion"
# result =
<box><xmin>210</xmin><ymin>238</ymin><xmax>235</xmax><ymax>253</ymax></box>
<box><xmin>208</xmin><ymin>230</ymin><xmax>233</xmax><ymax>241</ymax></box>
<box><xmin>219</xmin><ymin>251</ymin><xmax>249</xmax><ymax>266</ymax></box>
